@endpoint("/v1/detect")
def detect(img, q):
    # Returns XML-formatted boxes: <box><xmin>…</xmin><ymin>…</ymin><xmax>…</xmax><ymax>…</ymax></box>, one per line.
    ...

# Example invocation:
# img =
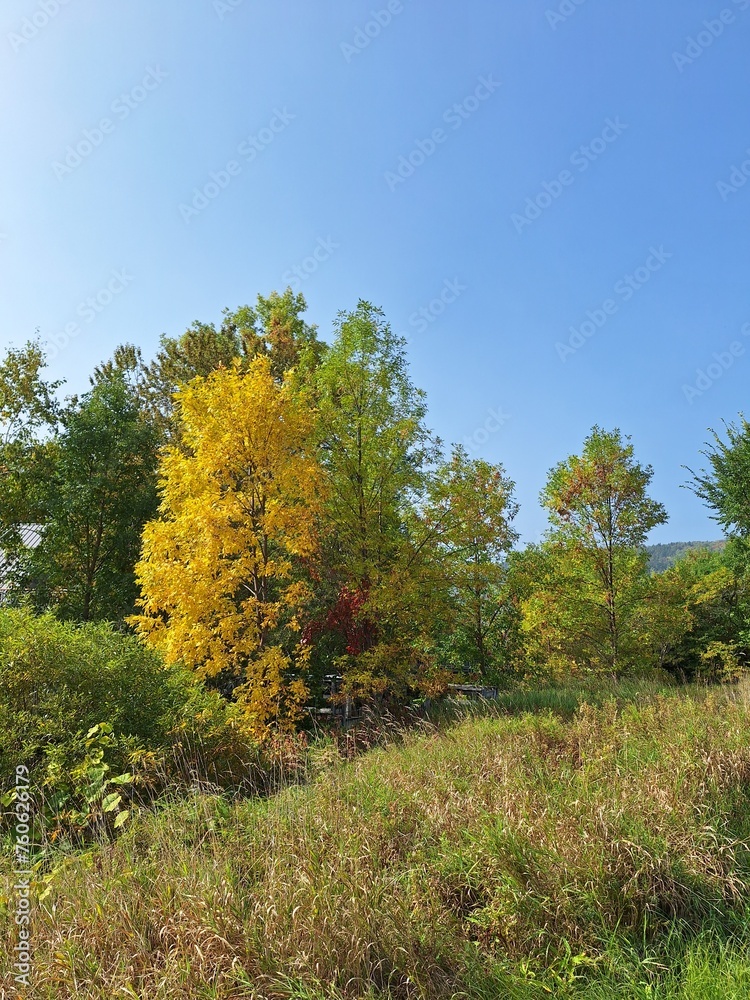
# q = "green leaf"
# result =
<box><xmin>113</xmin><ymin>809</ymin><xmax>130</xmax><ymax>829</ymax></box>
<box><xmin>109</xmin><ymin>772</ymin><xmax>133</xmax><ymax>785</ymax></box>
<box><xmin>101</xmin><ymin>792</ymin><xmax>122</xmax><ymax>813</ymax></box>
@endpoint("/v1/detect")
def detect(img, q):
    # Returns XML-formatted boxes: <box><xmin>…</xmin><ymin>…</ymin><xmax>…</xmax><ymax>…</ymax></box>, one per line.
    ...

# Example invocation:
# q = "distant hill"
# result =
<box><xmin>645</xmin><ymin>540</ymin><xmax>725</xmax><ymax>573</ymax></box>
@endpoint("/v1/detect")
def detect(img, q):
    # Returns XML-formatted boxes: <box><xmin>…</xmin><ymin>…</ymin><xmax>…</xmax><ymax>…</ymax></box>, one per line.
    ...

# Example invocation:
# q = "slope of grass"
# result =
<box><xmin>4</xmin><ymin>682</ymin><xmax>750</xmax><ymax>998</ymax></box>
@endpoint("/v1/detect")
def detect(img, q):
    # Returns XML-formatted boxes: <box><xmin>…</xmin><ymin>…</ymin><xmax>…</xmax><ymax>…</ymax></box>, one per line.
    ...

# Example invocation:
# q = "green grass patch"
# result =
<box><xmin>4</xmin><ymin>682</ymin><xmax>750</xmax><ymax>997</ymax></box>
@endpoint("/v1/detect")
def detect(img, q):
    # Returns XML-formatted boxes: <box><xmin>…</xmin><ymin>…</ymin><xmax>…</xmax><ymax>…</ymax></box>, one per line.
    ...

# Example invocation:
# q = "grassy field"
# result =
<box><xmin>4</xmin><ymin>681</ymin><xmax>750</xmax><ymax>998</ymax></box>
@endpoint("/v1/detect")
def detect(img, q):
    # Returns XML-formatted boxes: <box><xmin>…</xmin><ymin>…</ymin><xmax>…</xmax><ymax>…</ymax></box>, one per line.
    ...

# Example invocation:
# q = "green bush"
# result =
<box><xmin>0</xmin><ymin>608</ymin><xmax>264</xmax><ymax>830</ymax></box>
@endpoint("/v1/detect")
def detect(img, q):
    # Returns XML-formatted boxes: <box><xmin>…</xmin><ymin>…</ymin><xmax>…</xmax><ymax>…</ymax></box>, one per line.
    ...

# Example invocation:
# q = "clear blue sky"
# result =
<box><xmin>1</xmin><ymin>0</ymin><xmax>748</xmax><ymax>544</ymax></box>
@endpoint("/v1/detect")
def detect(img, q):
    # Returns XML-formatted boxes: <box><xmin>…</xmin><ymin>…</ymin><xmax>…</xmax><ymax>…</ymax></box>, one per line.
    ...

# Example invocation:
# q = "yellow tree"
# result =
<box><xmin>131</xmin><ymin>357</ymin><xmax>323</xmax><ymax>738</ymax></box>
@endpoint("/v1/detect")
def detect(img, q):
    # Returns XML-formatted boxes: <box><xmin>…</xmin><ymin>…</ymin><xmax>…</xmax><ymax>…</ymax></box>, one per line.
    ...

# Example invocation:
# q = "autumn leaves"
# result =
<box><xmin>133</xmin><ymin>359</ymin><xmax>322</xmax><ymax>737</ymax></box>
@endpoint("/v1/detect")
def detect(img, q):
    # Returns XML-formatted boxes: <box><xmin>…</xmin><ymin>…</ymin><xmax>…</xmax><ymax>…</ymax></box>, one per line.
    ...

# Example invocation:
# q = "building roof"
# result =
<box><xmin>0</xmin><ymin>524</ymin><xmax>42</xmax><ymax>592</ymax></box>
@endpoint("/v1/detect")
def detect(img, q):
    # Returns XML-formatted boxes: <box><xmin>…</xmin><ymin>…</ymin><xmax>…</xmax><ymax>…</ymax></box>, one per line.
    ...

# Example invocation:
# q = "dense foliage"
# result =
<box><xmin>0</xmin><ymin>606</ymin><xmax>314</xmax><ymax>854</ymax></box>
<box><xmin>132</xmin><ymin>356</ymin><xmax>323</xmax><ymax>738</ymax></box>
<box><xmin>2</xmin><ymin>290</ymin><xmax>750</xmax><ymax>997</ymax></box>
<box><xmin>0</xmin><ymin>289</ymin><xmax>747</xmax><ymax>734</ymax></box>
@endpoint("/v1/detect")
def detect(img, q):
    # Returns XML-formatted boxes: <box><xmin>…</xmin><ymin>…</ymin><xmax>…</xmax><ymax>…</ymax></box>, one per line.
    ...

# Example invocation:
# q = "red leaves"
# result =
<box><xmin>302</xmin><ymin>584</ymin><xmax>377</xmax><ymax>655</ymax></box>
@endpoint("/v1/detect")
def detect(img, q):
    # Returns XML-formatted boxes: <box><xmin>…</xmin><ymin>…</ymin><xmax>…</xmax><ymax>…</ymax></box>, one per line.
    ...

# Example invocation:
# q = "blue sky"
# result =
<box><xmin>1</xmin><ymin>0</ymin><xmax>748</xmax><ymax>544</ymax></box>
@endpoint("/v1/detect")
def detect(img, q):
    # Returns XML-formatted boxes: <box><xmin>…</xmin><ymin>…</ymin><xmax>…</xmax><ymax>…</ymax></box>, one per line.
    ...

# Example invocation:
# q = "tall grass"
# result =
<box><xmin>3</xmin><ymin>683</ymin><xmax>750</xmax><ymax>998</ymax></box>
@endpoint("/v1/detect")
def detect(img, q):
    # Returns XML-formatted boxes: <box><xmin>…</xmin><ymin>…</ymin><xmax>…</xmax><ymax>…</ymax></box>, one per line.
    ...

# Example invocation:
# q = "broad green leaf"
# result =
<box><xmin>101</xmin><ymin>792</ymin><xmax>122</xmax><ymax>813</ymax></box>
<box><xmin>109</xmin><ymin>773</ymin><xmax>133</xmax><ymax>785</ymax></box>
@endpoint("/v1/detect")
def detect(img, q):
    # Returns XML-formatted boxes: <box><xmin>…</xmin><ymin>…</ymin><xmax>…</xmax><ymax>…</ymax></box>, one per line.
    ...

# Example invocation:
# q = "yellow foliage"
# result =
<box><xmin>700</xmin><ymin>641</ymin><xmax>745</xmax><ymax>683</ymax></box>
<box><xmin>691</xmin><ymin>566</ymin><xmax>736</xmax><ymax>606</ymax></box>
<box><xmin>131</xmin><ymin>357</ymin><xmax>324</xmax><ymax>737</ymax></box>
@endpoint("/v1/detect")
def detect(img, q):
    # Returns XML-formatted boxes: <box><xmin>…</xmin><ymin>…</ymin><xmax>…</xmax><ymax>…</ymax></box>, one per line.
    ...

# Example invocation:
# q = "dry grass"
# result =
<box><xmin>3</xmin><ymin>685</ymin><xmax>750</xmax><ymax>998</ymax></box>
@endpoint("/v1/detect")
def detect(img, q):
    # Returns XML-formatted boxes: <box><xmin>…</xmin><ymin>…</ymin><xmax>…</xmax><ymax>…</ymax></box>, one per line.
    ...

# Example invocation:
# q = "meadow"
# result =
<box><xmin>4</xmin><ymin>680</ymin><xmax>750</xmax><ymax>998</ymax></box>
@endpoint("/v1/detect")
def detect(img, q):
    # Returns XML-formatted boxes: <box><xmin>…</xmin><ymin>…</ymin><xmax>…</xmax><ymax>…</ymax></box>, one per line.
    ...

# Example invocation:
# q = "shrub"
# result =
<box><xmin>0</xmin><ymin>608</ymin><xmax>266</xmax><ymax>838</ymax></box>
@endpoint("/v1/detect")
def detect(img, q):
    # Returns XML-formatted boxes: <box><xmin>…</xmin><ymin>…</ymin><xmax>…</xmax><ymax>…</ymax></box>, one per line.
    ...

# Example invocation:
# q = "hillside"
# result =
<box><xmin>5</xmin><ymin>681</ymin><xmax>750</xmax><ymax>998</ymax></box>
<box><xmin>646</xmin><ymin>539</ymin><xmax>726</xmax><ymax>573</ymax></box>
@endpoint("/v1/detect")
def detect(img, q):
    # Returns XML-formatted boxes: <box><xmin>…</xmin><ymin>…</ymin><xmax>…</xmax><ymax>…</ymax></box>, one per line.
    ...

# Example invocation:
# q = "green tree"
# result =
<box><xmin>28</xmin><ymin>371</ymin><xmax>159</xmax><ymax>622</ymax></box>
<box><xmin>515</xmin><ymin>541</ymin><xmax>610</xmax><ymax>678</ymax></box>
<box><xmin>424</xmin><ymin>446</ymin><xmax>518</xmax><ymax>679</ymax></box>
<box><xmin>138</xmin><ymin>288</ymin><xmax>324</xmax><ymax>439</ymax></box>
<box><xmin>311</xmin><ymin>301</ymin><xmax>438</xmax><ymax>698</ymax></box>
<box><xmin>240</xmin><ymin>287</ymin><xmax>326</xmax><ymax>378</ymax></box>
<box><xmin>687</xmin><ymin>417</ymin><xmax>750</xmax><ymax>675</ymax></box>
<box><xmin>90</xmin><ymin>343</ymin><xmax>147</xmax><ymax>398</ymax></box>
<box><xmin>0</xmin><ymin>340</ymin><xmax>60</xmax><ymax>532</ymax></box>
<box><xmin>690</xmin><ymin>416</ymin><xmax>750</xmax><ymax>540</ymax></box>
<box><xmin>639</xmin><ymin>561</ymin><xmax>695</xmax><ymax>672</ymax></box>
<box><xmin>678</xmin><ymin>545</ymin><xmax>749</xmax><ymax>679</ymax></box>
<box><xmin>538</xmin><ymin>427</ymin><xmax>667</xmax><ymax>675</ymax></box>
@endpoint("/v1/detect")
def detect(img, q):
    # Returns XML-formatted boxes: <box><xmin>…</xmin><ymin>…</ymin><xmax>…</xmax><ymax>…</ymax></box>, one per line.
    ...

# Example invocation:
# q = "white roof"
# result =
<box><xmin>0</xmin><ymin>524</ymin><xmax>43</xmax><ymax>590</ymax></box>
